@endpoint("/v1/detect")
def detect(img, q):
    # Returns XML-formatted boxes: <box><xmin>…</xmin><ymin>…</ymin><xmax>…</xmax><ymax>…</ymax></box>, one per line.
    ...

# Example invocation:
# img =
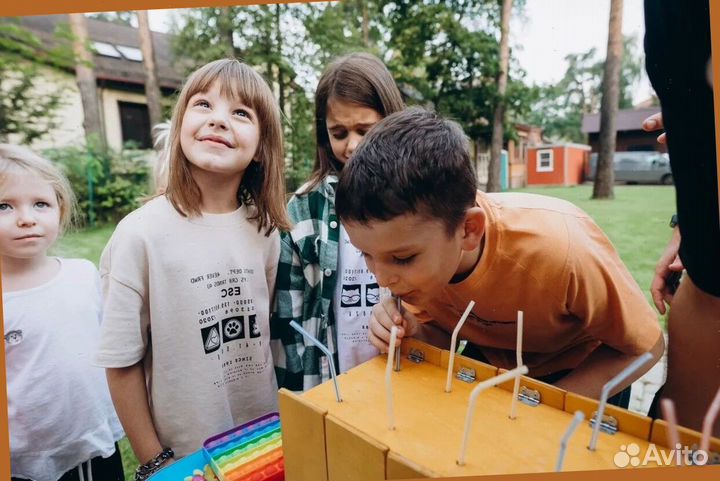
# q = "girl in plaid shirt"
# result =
<box><xmin>271</xmin><ymin>53</ymin><xmax>405</xmax><ymax>391</ymax></box>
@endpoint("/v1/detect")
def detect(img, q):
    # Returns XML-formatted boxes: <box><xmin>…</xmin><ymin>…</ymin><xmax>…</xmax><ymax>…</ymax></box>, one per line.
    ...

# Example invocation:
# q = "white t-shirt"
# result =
<box><xmin>4</xmin><ymin>258</ymin><xmax>124</xmax><ymax>481</ymax></box>
<box><xmin>95</xmin><ymin>196</ymin><xmax>280</xmax><ymax>457</ymax></box>
<box><xmin>333</xmin><ymin>225</ymin><xmax>380</xmax><ymax>373</ymax></box>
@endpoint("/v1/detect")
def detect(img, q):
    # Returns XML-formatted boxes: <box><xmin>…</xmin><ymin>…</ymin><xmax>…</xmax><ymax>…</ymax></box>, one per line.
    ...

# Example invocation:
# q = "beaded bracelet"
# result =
<box><xmin>134</xmin><ymin>448</ymin><xmax>175</xmax><ymax>481</ymax></box>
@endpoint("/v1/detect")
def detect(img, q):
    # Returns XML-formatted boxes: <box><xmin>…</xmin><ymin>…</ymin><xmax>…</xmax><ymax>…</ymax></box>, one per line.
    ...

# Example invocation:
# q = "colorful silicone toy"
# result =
<box><xmin>203</xmin><ymin>412</ymin><xmax>284</xmax><ymax>481</ymax></box>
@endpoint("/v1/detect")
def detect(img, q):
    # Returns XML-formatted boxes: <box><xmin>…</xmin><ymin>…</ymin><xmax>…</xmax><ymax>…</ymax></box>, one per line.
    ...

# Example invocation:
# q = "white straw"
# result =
<box><xmin>445</xmin><ymin>301</ymin><xmax>476</xmax><ymax>392</ymax></box>
<box><xmin>457</xmin><ymin>365</ymin><xmax>528</xmax><ymax>465</ymax></box>
<box><xmin>386</xmin><ymin>325</ymin><xmax>399</xmax><ymax>430</ymax></box>
<box><xmin>588</xmin><ymin>352</ymin><xmax>653</xmax><ymax>451</ymax></box>
<box><xmin>290</xmin><ymin>320</ymin><xmax>342</xmax><ymax>402</ymax></box>
<box><xmin>556</xmin><ymin>411</ymin><xmax>585</xmax><ymax>472</ymax></box>
<box><xmin>509</xmin><ymin>311</ymin><xmax>524</xmax><ymax>419</ymax></box>
<box><xmin>660</xmin><ymin>399</ymin><xmax>680</xmax><ymax>459</ymax></box>
<box><xmin>700</xmin><ymin>385</ymin><xmax>720</xmax><ymax>453</ymax></box>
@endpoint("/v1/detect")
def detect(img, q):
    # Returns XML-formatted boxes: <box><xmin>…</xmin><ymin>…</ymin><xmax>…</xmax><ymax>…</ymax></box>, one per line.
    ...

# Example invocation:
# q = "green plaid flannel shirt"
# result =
<box><xmin>271</xmin><ymin>175</ymin><xmax>340</xmax><ymax>391</ymax></box>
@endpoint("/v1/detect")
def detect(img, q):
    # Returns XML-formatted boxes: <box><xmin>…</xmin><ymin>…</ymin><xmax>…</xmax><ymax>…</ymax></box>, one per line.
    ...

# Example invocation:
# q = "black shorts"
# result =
<box><xmin>644</xmin><ymin>0</ymin><xmax>720</xmax><ymax>298</ymax></box>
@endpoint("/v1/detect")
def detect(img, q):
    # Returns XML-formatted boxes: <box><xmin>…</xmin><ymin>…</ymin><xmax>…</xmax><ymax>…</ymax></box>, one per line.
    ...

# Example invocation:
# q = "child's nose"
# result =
<box><xmin>208</xmin><ymin>113</ymin><xmax>229</xmax><ymax>129</ymax></box>
<box><xmin>16</xmin><ymin>209</ymin><xmax>37</xmax><ymax>227</ymax></box>
<box><xmin>373</xmin><ymin>265</ymin><xmax>398</xmax><ymax>289</ymax></box>
<box><xmin>345</xmin><ymin>133</ymin><xmax>362</xmax><ymax>157</ymax></box>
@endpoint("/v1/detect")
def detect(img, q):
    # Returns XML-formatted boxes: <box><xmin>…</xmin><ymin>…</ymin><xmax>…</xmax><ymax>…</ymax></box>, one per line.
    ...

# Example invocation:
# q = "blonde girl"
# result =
<box><xmin>1</xmin><ymin>144</ymin><xmax>124</xmax><ymax>481</ymax></box>
<box><xmin>95</xmin><ymin>59</ymin><xmax>290</xmax><ymax>478</ymax></box>
<box><xmin>272</xmin><ymin>52</ymin><xmax>405</xmax><ymax>391</ymax></box>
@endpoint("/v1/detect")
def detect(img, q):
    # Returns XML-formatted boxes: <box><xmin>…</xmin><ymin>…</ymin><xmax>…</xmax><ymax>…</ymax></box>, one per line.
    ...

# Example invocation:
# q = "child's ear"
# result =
<box><xmin>460</xmin><ymin>206</ymin><xmax>485</xmax><ymax>251</ymax></box>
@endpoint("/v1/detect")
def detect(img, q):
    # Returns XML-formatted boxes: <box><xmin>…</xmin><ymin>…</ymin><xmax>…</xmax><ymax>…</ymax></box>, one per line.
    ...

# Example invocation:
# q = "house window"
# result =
<box><xmin>115</xmin><ymin>45</ymin><xmax>143</xmax><ymax>62</ymax></box>
<box><xmin>537</xmin><ymin>149</ymin><xmax>554</xmax><ymax>172</ymax></box>
<box><xmin>118</xmin><ymin>101</ymin><xmax>152</xmax><ymax>149</ymax></box>
<box><xmin>93</xmin><ymin>41</ymin><xmax>122</xmax><ymax>58</ymax></box>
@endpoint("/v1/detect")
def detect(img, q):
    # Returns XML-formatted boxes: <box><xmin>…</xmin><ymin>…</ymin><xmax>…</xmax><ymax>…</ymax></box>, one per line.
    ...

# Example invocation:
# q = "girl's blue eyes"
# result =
<box><xmin>194</xmin><ymin>100</ymin><xmax>251</xmax><ymax>119</ymax></box>
<box><xmin>0</xmin><ymin>202</ymin><xmax>51</xmax><ymax>210</ymax></box>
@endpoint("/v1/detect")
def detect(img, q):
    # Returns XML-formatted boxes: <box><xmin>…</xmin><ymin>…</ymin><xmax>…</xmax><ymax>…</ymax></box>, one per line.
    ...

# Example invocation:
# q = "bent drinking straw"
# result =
<box><xmin>386</xmin><ymin>325</ymin><xmax>399</xmax><ymax>430</ymax></box>
<box><xmin>445</xmin><ymin>301</ymin><xmax>476</xmax><ymax>393</ymax></box>
<box><xmin>290</xmin><ymin>320</ymin><xmax>342</xmax><ymax>402</ymax></box>
<box><xmin>588</xmin><ymin>352</ymin><xmax>653</xmax><ymax>451</ymax></box>
<box><xmin>510</xmin><ymin>311</ymin><xmax>524</xmax><ymax>420</ymax></box>
<box><xmin>700</xmin><ymin>385</ymin><xmax>720</xmax><ymax>453</ymax></box>
<box><xmin>457</xmin><ymin>365</ymin><xmax>529</xmax><ymax>466</ymax></box>
<box><xmin>556</xmin><ymin>411</ymin><xmax>585</xmax><ymax>472</ymax></box>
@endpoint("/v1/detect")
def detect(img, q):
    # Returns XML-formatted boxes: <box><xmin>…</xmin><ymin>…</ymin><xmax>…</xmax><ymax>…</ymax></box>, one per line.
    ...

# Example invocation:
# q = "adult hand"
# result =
<box><xmin>650</xmin><ymin>227</ymin><xmax>684</xmax><ymax>314</ymax></box>
<box><xmin>642</xmin><ymin>112</ymin><xmax>667</xmax><ymax>144</ymax></box>
<box><xmin>368</xmin><ymin>297</ymin><xmax>419</xmax><ymax>352</ymax></box>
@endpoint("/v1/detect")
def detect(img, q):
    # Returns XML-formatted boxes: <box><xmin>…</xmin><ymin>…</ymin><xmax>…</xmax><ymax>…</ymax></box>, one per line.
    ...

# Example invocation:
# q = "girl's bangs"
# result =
<box><xmin>184</xmin><ymin>61</ymin><xmax>269</xmax><ymax>113</ymax></box>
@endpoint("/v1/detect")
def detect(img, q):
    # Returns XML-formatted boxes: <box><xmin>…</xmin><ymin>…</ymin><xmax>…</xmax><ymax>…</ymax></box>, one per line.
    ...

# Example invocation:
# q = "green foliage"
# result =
<box><xmin>0</xmin><ymin>19</ymin><xmax>74</xmax><ymax>143</ymax></box>
<box><xmin>170</xmin><ymin>1</ymin><xmax>536</xmax><ymax>189</ymax></box>
<box><xmin>527</xmin><ymin>35</ymin><xmax>643</xmax><ymax>143</ymax></box>
<box><xmin>44</xmin><ymin>141</ymin><xmax>152</xmax><ymax>227</ymax></box>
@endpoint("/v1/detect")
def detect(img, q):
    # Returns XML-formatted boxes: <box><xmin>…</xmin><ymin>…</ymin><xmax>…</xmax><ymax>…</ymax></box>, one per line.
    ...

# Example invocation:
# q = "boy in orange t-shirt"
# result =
<box><xmin>335</xmin><ymin>107</ymin><xmax>665</xmax><ymax>408</ymax></box>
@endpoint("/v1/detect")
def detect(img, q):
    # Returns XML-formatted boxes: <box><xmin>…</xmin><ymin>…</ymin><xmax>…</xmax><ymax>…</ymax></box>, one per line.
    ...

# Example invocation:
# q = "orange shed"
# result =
<box><xmin>526</xmin><ymin>144</ymin><xmax>591</xmax><ymax>186</ymax></box>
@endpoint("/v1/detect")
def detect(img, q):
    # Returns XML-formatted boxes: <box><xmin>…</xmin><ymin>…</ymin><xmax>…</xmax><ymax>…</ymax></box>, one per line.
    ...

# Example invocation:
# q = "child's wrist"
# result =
<box><xmin>134</xmin><ymin>447</ymin><xmax>175</xmax><ymax>481</ymax></box>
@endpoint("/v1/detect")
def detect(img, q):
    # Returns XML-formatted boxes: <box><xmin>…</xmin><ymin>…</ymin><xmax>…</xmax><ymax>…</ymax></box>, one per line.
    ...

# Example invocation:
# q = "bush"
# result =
<box><xmin>44</xmin><ymin>141</ymin><xmax>152</xmax><ymax>227</ymax></box>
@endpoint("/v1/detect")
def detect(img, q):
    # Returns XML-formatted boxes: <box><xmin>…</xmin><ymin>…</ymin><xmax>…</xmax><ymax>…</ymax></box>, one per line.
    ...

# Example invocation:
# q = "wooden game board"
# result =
<box><xmin>279</xmin><ymin>339</ymin><xmax>720</xmax><ymax>480</ymax></box>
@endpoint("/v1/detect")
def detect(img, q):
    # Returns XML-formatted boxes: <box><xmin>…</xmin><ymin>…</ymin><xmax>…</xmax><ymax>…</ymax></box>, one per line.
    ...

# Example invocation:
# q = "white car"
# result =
<box><xmin>586</xmin><ymin>151</ymin><xmax>673</xmax><ymax>185</ymax></box>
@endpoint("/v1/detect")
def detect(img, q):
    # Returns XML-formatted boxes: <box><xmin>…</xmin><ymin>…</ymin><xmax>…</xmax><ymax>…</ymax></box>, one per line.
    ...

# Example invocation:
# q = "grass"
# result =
<box><xmin>51</xmin><ymin>224</ymin><xmax>116</xmax><ymax>265</ymax></box>
<box><xmin>53</xmin><ymin>185</ymin><xmax>674</xmax><ymax>478</ymax></box>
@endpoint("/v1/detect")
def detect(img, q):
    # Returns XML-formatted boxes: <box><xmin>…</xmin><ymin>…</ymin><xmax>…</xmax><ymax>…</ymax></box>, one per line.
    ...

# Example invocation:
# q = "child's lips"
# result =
<box><xmin>15</xmin><ymin>234</ymin><xmax>42</xmax><ymax>240</ymax></box>
<box><xmin>199</xmin><ymin>135</ymin><xmax>233</xmax><ymax>148</ymax></box>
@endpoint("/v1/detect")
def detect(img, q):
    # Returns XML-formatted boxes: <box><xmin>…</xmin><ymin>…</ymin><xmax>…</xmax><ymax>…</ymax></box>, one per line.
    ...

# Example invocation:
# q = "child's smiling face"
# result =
<box><xmin>180</xmin><ymin>80</ymin><xmax>260</xmax><ymax>183</ymax></box>
<box><xmin>0</xmin><ymin>172</ymin><xmax>60</xmax><ymax>261</ymax></box>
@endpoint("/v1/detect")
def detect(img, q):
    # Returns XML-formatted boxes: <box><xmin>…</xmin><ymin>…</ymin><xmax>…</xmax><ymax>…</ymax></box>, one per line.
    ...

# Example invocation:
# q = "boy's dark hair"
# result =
<box><xmin>336</xmin><ymin>107</ymin><xmax>478</xmax><ymax>235</ymax></box>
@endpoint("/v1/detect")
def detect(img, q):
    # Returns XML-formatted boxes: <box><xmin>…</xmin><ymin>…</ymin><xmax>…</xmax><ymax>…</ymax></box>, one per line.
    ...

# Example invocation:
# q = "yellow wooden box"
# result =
<box><xmin>279</xmin><ymin>339</ymin><xmax>719</xmax><ymax>480</ymax></box>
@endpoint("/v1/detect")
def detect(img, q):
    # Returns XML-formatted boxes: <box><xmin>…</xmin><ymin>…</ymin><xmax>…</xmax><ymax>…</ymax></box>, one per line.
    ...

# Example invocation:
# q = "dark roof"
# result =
<box><xmin>17</xmin><ymin>15</ymin><xmax>184</xmax><ymax>90</ymax></box>
<box><xmin>581</xmin><ymin>107</ymin><xmax>661</xmax><ymax>134</ymax></box>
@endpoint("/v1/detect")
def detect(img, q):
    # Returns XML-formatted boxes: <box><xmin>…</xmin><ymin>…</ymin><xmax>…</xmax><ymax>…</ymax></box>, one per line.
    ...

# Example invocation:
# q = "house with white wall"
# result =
<box><xmin>13</xmin><ymin>15</ymin><xmax>184</xmax><ymax>151</ymax></box>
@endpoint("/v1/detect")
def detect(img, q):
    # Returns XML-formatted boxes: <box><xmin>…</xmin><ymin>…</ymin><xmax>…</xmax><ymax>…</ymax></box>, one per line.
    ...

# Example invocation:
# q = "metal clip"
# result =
<box><xmin>456</xmin><ymin>367</ymin><xmax>476</xmax><ymax>383</ymax></box>
<box><xmin>589</xmin><ymin>412</ymin><xmax>618</xmax><ymax>435</ymax></box>
<box><xmin>407</xmin><ymin>348</ymin><xmax>424</xmax><ymax>363</ymax></box>
<box><xmin>518</xmin><ymin>386</ymin><xmax>541</xmax><ymax>407</ymax></box>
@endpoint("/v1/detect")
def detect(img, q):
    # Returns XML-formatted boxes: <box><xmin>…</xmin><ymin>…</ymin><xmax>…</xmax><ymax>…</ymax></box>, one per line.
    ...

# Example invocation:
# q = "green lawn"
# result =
<box><xmin>52</xmin><ymin>224</ymin><xmax>116</xmax><ymax>266</ymax></box>
<box><xmin>53</xmin><ymin>185</ymin><xmax>675</xmax><ymax>478</ymax></box>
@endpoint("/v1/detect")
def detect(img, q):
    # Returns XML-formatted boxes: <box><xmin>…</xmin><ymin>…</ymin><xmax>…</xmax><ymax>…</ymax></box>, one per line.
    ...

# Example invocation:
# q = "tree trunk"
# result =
<box><xmin>592</xmin><ymin>0</ymin><xmax>624</xmax><ymax>200</ymax></box>
<box><xmin>487</xmin><ymin>0</ymin><xmax>512</xmax><ymax>193</ymax></box>
<box><xmin>275</xmin><ymin>3</ymin><xmax>285</xmax><ymax>115</ymax></box>
<box><xmin>69</xmin><ymin>13</ymin><xmax>105</xmax><ymax>146</ymax></box>
<box><xmin>137</xmin><ymin>11</ymin><xmax>163</xmax><ymax>130</ymax></box>
<box><xmin>361</xmin><ymin>0</ymin><xmax>370</xmax><ymax>47</ymax></box>
<box><xmin>219</xmin><ymin>7</ymin><xmax>235</xmax><ymax>58</ymax></box>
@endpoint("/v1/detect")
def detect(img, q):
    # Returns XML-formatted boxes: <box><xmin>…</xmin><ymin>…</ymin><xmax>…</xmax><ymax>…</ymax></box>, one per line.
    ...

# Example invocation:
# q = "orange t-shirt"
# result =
<box><xmin>408</xmin><ymin>191</ymin><xmax>662</xmax><ymax>377</ymax></box>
